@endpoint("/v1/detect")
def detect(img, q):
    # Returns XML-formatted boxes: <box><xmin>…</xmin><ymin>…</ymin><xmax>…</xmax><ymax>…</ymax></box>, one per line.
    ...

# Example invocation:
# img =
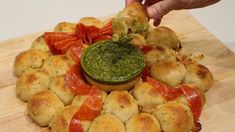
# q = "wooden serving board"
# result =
<box><xmin>0</xmin><ymin>10</ymin><xmax>235</xmax><ymax>132</ymax></box>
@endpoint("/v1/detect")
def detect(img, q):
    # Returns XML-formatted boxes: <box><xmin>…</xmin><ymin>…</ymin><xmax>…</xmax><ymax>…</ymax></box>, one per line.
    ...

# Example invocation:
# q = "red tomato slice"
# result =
<box><xmin>69</xmin><ymin>86</ymin><xmax>103</xmax><ymax>132</ymax></box>
<box><xmin>65</xmin><ymin>64</ymin><xmax>91</xmax><ymax>95</ymax></box>
<box><xmin>93</xmin><ymin>35</ymin><xmax>112</xmax><ymax>42</ymax></box>
<box><xmin>76</xmin><ymin>23</ymin><xmax>86</xmax><ymax>39</ymax></box>
<box><xmin>69</xmin><ymin>117</ymin><xmax>84</xmax><ymax>132</ymax></box>
<box><xmin>138</xmin><ymin>45</ymin><xmax>153</xmax><ymax>54</ymax></box>
<box><xmin>76</xmin><ymin>86</ymin><xmax>103</xmax><ymax>120</ymax></box>
<box><xmin>147</xmin><ymin>77</ymin><xmax>182</xmax><ymax>100</ymax></box>
<box><xmin>179</xmin><ymin>84</ymin><xmax>202</xmax><ymax>121</ymax></box>
<box><xmin>142</xmin><ymin>66</ymin><xmax>151</xmax><ymax>82</ymax></box>
<box><xmin>69</xmin><ymin>42</ymin><xmax>84</xmax><ymax>62</ymax></box>
<box><xmin>44</xmin><ymin>32</ymin><xmax>76</xmax><ymax>44</ymax></box>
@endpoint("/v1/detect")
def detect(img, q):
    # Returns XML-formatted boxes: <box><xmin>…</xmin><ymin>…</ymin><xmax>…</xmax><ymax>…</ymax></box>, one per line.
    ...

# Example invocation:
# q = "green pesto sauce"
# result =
<box><xmin>81</xmin><ymin>40</ymin><xmax>145</xmax><ymax>83</ymax></box>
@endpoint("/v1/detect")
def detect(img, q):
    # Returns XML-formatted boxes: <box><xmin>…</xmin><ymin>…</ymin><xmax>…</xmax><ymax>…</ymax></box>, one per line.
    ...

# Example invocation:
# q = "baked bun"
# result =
<box><xmin>126</xmin><ymin>113</ymin><xmax>161</xmax><ymax>132</ymax></box>
<box><xmin>184</xmin><ymin>63</ymin><xmax>213</xmax><ymax>92</ymax></box>
<box><xmin>88</xmin><ymin>114</ymin><xmax>125</xmax><ymax>132</ymax></box>
<box><xmin>16</xmin><ymin>69</ymin><xmax>49</xmax><ymax>101</ymax></box>
<box><xmin>27</xmin><ymin>90</ymin><xmax>64</xmax><ymax>126</ymax></box>
<box><xmin>132</xmin><ymin>82</ymin><xmax>167</xmax><ymax>113</ymax></box>
<box><xmin>146</xmin><ymin>26</ymin><xmax>181</xmax><ymax>50</ymax></box>
<box><xmin>151</xmin><ymin>60</ymin><xmax>186</xmax><ymax>87</ymax></box>
<box><xmin>153</xmin><ymin>102</ymin><xmax>194</xmax><ymax>132</ymax></box>
<box><xmin>145</xmin><ymin>46</ymin><xmax>176</xmax><ymax>66</ymax></box>
<box><xmin>50</xmin><ymin>105</ymin><xmax>90</xmax><ymax>132</ymax></box>
<box><xmin>112</xmin><ymin>2</ymin><xmax>149</xmax><ymax>40</ymax></box>
<box><xmin>103</xmin><ymin>91</ymin><xmax>138</xmax><ymax>122</ymax></box>
<box><xmin>54</xmin><ymin>22</ymin><xmax>76</xmax><ymax>33</ymax></box>
<box><xmin>50</xmin><ymin>76</ymin><xmax>75</xmax><ymax>105</ymax></box>
<box><xmin>72</xmin><ymin>90</ymin><xmax>107</xmax><ymax>107</ymax></box>
<box><xmin>79</xmin><ymin>17</ymin><xmax>104</xmax><ymax>28</ymax></box>
<box><xmin>129</xmin><ymin>33</ymin><xmax>147</xmax><ymax>46</ymax></box>
<box><xmin>14</xmin><ymin>49</ymin><xmax>49</xmax><ymax>77</ymax></box>
<box><xmin>41</xmin><ymin>55</ymin><xmax>75</xmax><ymax>79</ymax></box>
<box><xmin>31</xmin><ymin>35</ymin><xmax>51</xmax><ymax>53</ymax></box>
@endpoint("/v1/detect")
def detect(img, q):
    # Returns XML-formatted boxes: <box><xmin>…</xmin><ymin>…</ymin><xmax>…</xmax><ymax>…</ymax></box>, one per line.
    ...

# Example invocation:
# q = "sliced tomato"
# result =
<box><xmin>142</xmin><ymin>66</ymin><xmax>151</xmax><ymax>81</ymax></box>
<box><xmin>69</xmin><ymin>86</ymin><xmax>103</xmax><ymax>132</ymax></box>
<box><xmin>69</xmin><ymin>117</ymin><xmax>84</xmax><ymax>132</ymax></box>
<box><xmin>69</xmin><ymin>42</ymin><xmax>84</xmax><ymax>62</ymax></box>
<box><xmin>179</xmin><ymin>84</ymin><xmax>202</xmax><ymax>121</ymax></box>
<box><xmin>65</xmin><ymin>64</ymin><xmax>91</xmax><ymax>95</ymax></box>
<box><xmin>147</xmin><ymin>77</ymin><xmax>182</xmax><ymax>100</ymax></box>
<box><xmin>100</xmin><ymin>20</ymin><xmax>112</xmax><ymax>35</ymax></box>
<box><xmin>44</xmin><ymin>32</ymin><xmax>76</xmax><ymax>44</ymax></box>
<box><xmin>138</xmin><ymin>45</ymin><xmax>153</xmax><ymax>54</ymax></box>
<box><xmin>93</xmin><ymin>35</ymin><xmax>112</xmax><ymax>42</ymax></box>
<box><xmin>76</xmin><ymin>23</ymin><xmax>86</xmax><ymax>39</ymax></box>
<box><xmin>76</xmin><ymin>86</ymin><xmax>103</xmax><ymax>120</ymax></box>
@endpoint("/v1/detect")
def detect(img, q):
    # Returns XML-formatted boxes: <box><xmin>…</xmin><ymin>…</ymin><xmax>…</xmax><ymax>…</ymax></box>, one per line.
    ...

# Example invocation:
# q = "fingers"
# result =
<box><xmin>125</xmin><ymin>0</ymin><xmax>142</xmax><ymax>5</ymax></box>
<box><xmin>153</xmin><ymin>18</ymin><xmax>162</xmax><ymax>26</ymax></box>
<box><xmin>147</xmin><ymin>0</ymin><xmax>177</xmax><ymax>19</ymax></box>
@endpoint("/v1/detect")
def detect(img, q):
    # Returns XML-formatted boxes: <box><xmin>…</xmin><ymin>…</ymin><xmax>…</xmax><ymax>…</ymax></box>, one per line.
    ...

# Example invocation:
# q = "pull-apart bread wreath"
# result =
<box><xmin>14</xmin><ymin>2</ymin><xmax>213</xmax><ymax>132</ymax></box>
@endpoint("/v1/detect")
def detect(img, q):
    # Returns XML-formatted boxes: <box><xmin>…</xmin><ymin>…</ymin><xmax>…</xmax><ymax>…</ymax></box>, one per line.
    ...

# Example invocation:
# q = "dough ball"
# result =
<box><xmin>126</xmin><ymin>113</ymin><xmax>161</xmax><ymax>132</ymax></box>
<box><xmin>129</xmin><ymin>33</ymin><xmax>147</xmax><ymax>46</ymax></box>
<box><xmin>79</xmin><ymin>17</ymin><xmax>104</xmax><ymax>28</ymax></box>
<box><xmin>41</xmin><ymin>55</ymin><xmax>75</xmax><ymax>79</ymax></box>
<box><xmin>132</xmin><ymin>82</ymin><xmax>167</xmax><ymax>113</ymax></box>
<box><xmin>103</xmin><ymin>91</ymin><xmax>138</xmax><ymax>122</ymax></box>
<box><xmin>16</xmin><ymin>69</ymin><xmax>49</xmax><ymax>101</ymax></box>
<box><xmin>145</xmin><ymin>46</ymin><xmax>176</xmax><ymax>66</ymax></box>
<box><xmin>50</xmin><ymin>76</ymin><xmax>75</xmax><ymax>105</ymax></box>
<box><xmin>14</xmin><ymin>49</ymin><xmax>49</xmax><ymax>77</ymax></box>
<box><xmin>88</xmin><ymin>114</ymin><xmax>125</xmax><ymax>132</ymax></box>
<box><xmin>27</xmin><ymin>90</ymin><xmax>64</xmax><ymax>126</ymax></box>
<box><xmin>184</xmin><ymin>63</ymin><xmax>213</xmax><ymax>92</ymax></box>
<box><xmin>50</xmin><ymin>105</ymin><xmax>90</xmax><ymax>132</ymax></box>
<box><xmin>31</xmin><ymin>35</ymin><xmax>51</xmax><ymax>53</ymax></box>
<box><xmin>153</xmin><ymin>102</ymin><xmax>194</xmax><ymax>132</ymax></box>
<box><xmin>151</xmin><ymin>60</ymin><xmax>186</xmax><ymax>87</ymax></box>
<box><xmin>54</xmin><ymin>22</ymin><xmax>76</xmax><ymax>33</ymax></box>
<box><xmin>146</xmin><ymin>26</ymin><xmax>181</xmax><ymax>50</ymax></box>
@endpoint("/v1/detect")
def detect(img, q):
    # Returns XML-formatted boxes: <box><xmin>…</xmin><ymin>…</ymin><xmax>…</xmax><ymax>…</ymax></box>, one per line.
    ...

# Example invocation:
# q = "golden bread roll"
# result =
<box><xmin>146</xmin><ymin>26</ymin><xmax>181</xmax><ymax>50</ymax></box>
<box><xmin>41</xmin><ymin>55</ymin><xmax>75</xmax><ymax>79</ymax></box>
<box><xmin>153</xmin><ymin>102</ymin><xmax>194</xmax><ymax>132</ymax></box>
<box><xmin>132</xmin><ymin>82</ymin><xmax>167</xmax><ymax>113</ymax></box>
<box><xmin>126</xmin><ymin>113</ymin><xmax>161</xmax><ymax>132</ymax></box>
<box><xmin>54</xmin><ymin>22</ymin><xmax>76</xmax><ymax>33</ymax></box>
<box><xmin>31</xmin><ymin>35</ymin><xmax>51</xmax><ymax>54</ymax></box>
<box><xmin>16</xmin><ymin>69</ymin><xmax>49</xmax><ymax>101</ymax></box>
<box><xmin>184</xmin><ymin>63</ymin><xmax>213</xmax><ymax>92</ymax></box>
<box><xmin>50</xmin><ymin>76</ymin><xmax>75</xmax><ymax>105</ymax></box>
<box><xmin>129</xmin><ymin>33</ymin><xmax>147</xmax><ymax>46</ymax></box>
<box><xmin>72</xmin><ymin>90</ymin><xmax>107</xmax><ymax>108</ymax></box>
<box><xmin>50</xmin><ymin>105</ymin><xmax>90</xmax><ymax>132</ymax></box>
<box><xmin>79</xmin><ymin>17</ymin><xmax>104</xmax><ymax>28</ymax></box>
<box><xmin>151</xmin><ymin>60</ymin><xmax>186</xmax><ymax>87</ymax></box>
<box><xmin>27</xmin><ymin>90</ymin><xmax>64</xmax><ymax>126</ymax></box>
<box><xmin>112</xmin><ymin>2</ymin><xmax>149</xmax><ymax>40</ymax></box>
<box><xmin>103</xmin><ymin>91</ymin><xmax>138</xmax><ymax>122</ymax></box>
<box><xmin>88</xmin><ymin>114</ymin><xmax>125</xmax><ymax>132</ymax></box>
<box><xmin>145</xmin><ymin>46</ymin><xmax>176</xmax><ymax>66</ymax></box>
<box><xmin>14</xmin><ymin>49</ymin><xmax>49</xmax><ymax>77</ymax></box>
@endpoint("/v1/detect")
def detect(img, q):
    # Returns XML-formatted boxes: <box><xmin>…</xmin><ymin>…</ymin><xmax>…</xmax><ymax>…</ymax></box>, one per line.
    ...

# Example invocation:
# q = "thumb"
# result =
<box><xmin>147</xmin><ymin>0</ymin><xmax>176</xmax><ymax>19</ymax></box>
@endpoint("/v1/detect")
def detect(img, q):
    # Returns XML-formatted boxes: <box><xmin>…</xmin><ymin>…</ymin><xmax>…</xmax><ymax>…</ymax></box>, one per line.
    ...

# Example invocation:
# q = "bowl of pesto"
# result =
<box><xmin>81</xmin><ymin>40</ymin><xmax>145</xmax><ymax>91</ymax></box>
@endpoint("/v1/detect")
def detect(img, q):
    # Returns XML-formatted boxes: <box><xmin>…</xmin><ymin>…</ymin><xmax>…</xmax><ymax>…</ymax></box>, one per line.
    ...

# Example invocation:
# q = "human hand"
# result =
<box><xmin>125</xmin><ymin>0</ymin><xmax>220</xmax><ymax>25</ymax></box>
